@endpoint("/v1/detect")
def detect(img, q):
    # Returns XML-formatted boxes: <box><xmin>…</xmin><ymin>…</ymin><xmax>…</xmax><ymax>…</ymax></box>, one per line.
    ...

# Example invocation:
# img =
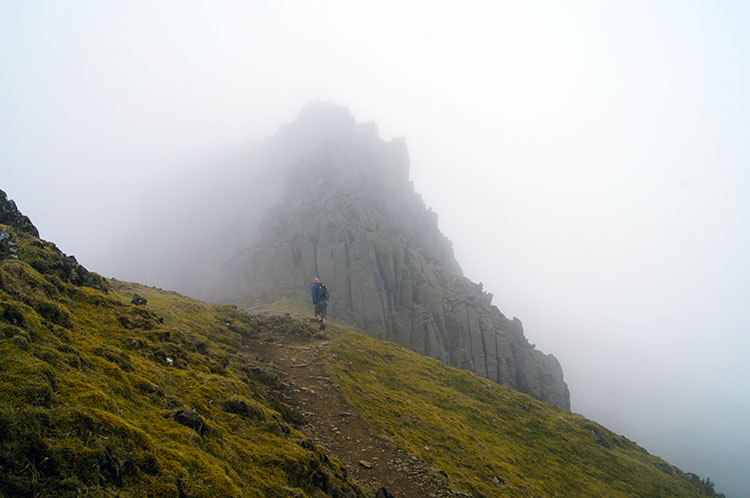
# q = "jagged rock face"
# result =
<box><xmin>223</xmin><ymin>106</ymin><xmax>570</xmax><ymax>410</ymax></box>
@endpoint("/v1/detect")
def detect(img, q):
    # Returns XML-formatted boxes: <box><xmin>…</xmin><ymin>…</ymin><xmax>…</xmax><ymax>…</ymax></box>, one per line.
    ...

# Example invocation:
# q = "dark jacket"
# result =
<box><xmin>312</xmin><ymin>282</ymin><xmax>328</xmax><ymax>304</ymax></box>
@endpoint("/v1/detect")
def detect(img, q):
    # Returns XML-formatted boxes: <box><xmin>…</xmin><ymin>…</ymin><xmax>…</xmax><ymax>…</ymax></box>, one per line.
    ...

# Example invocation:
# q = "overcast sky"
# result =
<box><xmin>2</xmin><ymin>1</ymin><xmax>749</xmax><ymax>495</ymax></box>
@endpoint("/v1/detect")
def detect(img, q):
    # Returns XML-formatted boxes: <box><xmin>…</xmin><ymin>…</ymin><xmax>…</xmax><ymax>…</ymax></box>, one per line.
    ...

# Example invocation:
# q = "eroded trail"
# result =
<box><xmin>242</xmin><ymin>321</ymin><xmax>462</xmax><ymax>498</ymax></box>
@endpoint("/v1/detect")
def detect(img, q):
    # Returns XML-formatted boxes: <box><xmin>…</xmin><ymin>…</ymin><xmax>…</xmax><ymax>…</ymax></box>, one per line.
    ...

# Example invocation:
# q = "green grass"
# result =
<box><xmin>0</xmin><ymin>223</ymin><xmax>363</xmax><ymax>498</ymax></box>
<box><xmin>324</xmin><ymin>329</ymin><xmax>721</xmax><ymax>498</ymax></box>
<box><xmin>0</xmin><ymin>218</ymin><xmax>722</xmax><ymax>498</ymax></box>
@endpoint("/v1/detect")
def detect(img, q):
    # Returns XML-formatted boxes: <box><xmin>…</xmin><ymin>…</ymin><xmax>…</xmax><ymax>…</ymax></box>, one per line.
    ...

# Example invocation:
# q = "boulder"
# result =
<box><xmin>375</xmin><ymin>488</ymin><xmax>395</xmax><ymax>498</ymax></box>
<box><xmin>165</xmin><ymin>409</ymin><xmax>206</xmax><ymax>435</ymax></box>
<box><xmin>0</xmin><ymin>229</ymin><xmax>19</xmax><ymax>259</ymax></box>
<box><xmin>131</xmin><ymin>294</ymin><xmax>147</xmax><ymax>306</ymax></box>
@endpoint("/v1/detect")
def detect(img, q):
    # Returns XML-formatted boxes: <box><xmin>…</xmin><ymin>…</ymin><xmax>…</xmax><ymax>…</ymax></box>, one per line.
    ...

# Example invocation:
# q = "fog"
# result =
<box><xmin>3</xmin><ymin>1</ymin><xmax>749</xmax><ymax>495</ymax></box>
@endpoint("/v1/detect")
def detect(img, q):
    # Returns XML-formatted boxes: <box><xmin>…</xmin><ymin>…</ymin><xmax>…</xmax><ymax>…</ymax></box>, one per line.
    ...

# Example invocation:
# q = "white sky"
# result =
<box><xmin>3</xmin><ymin>1</ymin><xmax>749</xmax><ymax>495</ymax></box>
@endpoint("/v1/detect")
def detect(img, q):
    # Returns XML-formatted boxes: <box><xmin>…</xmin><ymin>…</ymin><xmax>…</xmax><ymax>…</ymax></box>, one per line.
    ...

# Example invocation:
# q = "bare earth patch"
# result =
<box><xmin>242</xmin><ymin>321</ymin><xmax>462</xmax><ymax>498</ymax></box>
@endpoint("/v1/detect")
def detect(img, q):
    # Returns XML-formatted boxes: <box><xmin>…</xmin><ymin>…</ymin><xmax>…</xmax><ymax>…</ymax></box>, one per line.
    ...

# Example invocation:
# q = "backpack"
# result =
<box><xmin>317</xmin><ymin>283</ymin><xmax>329</xmax><ymax>301</ymax></box>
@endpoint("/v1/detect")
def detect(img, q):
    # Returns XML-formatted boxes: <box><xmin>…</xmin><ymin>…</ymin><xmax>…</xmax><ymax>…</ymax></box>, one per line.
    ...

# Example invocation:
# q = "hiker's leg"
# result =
<box><xmin>319</xmin><ymin>303</ymin><xmax>328</xmax><ymax>330</ymax></box>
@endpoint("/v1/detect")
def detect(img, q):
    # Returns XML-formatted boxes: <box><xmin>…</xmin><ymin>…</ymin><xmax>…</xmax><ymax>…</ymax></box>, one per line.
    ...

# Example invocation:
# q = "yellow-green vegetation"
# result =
<box><xmin>0</xmin><ymin>198</ymin><xmax>722</xmax><ymax>498</ymax></box>
<box><xmin>244</xmin><ymin>297</ymin><xmax>313</xmax><ymax>319</ymax></box>
<box><xmin>325</xmin><ymin>330</ymin><xmax>720</xmax><ymax>498</ymax></box>
<box><xmin>0</xmin><ymin>223</ymin><xmax>363</xmax><ymax>498</ymax></box>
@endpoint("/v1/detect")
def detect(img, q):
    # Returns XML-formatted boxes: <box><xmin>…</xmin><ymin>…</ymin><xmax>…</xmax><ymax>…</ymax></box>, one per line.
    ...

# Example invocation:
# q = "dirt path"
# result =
<box><xmin>242</xmin><ymin>321</ymin><xmax>464</xmax><ymax>498</ymax></box>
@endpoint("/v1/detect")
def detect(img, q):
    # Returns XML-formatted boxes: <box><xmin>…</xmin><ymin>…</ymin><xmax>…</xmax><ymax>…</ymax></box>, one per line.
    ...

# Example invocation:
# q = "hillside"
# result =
<box><xmin>0</xmin><ymin>191</ymin><xmax>364</xmax><ymax>497</ymax></box>
<box><xmin>242</xmin><ymin>299</ymin><xmax>722</xmax><ymax>498</ymax></box>
<box><xmin>0</xmin><ymin>190</ymin><xmax>723</xmax><ymax>497</ymax></box>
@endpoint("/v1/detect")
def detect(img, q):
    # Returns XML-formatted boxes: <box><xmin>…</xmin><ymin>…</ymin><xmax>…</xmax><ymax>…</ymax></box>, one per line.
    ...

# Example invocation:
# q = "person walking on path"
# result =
<box><xmin>311</xmin><ymin>277</ymin><xmax>329</xmax><ymax>331</ymax></box>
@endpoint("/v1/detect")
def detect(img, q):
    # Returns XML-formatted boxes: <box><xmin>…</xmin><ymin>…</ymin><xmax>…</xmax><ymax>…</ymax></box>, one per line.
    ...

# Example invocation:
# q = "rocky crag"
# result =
<box><xmin>1</xmin><ymin>189</ymin><xmax>108</xmax><ymax>292</ymax></box>
<box><xmin>221</xmin><ymin>104</ymin><xmax>570</xmax><ymax>410</ymax></box>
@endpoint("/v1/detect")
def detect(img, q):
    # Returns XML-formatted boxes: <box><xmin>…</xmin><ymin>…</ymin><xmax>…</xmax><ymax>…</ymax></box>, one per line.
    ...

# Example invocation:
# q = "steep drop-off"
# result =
<box><xmin>221</xmin><ymin>104</ymin><xmax>570</xmax><ymax>410</ymax></box>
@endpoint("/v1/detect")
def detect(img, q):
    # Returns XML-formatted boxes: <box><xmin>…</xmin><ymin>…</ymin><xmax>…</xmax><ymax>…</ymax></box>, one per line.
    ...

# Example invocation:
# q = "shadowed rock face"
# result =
<box><xmin>0</xmin><ymin>189</ymin><xmax>39</xmax><ymax>237</ymax></box>
<box><xmin>222</xmin><ymin>105</ymin><xmax>570</xmax><ymax>410</ymax></box>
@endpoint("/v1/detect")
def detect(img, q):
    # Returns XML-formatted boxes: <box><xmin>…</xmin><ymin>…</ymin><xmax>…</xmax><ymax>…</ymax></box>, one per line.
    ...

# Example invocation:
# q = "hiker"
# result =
<box><xmin>311</xmin><ymin>277</ymin><xmax>329</xmax><ymax>331</ymax></box>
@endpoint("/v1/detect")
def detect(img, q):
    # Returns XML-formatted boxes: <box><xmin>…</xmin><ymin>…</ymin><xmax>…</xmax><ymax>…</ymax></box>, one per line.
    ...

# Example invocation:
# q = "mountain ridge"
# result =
<box><xmin>0</xmin><ymin>190</ymin><xmax>725</xmax><ymax>497</ymax></box>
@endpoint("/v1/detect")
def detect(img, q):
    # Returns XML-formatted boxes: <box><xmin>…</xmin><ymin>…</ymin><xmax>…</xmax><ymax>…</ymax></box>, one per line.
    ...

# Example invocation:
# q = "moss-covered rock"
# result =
<box><xmin>0</xmin><ymin>189</ymin><xmax>38</xmax><ymax>237</ymax></box>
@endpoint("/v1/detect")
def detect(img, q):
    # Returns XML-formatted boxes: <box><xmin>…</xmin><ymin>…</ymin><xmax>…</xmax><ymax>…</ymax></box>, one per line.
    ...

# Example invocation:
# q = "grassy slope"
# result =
<box><xmin>324</xmin><ymin>328</ymin><xmax>719</xmax><ymax>498</ymax></box>
<box><xmin>0</xmin><ymin>218</ymin><xmax>720</xmax><ymax>498</ymax></box>
<box><xmin>0</xmin><ymin>223</ymin><xmax>363</xmax><ymax>498</ymax></box>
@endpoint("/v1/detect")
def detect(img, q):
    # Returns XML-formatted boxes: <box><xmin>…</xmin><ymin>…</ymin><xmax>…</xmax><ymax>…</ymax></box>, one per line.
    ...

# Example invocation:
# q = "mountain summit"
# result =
<box><xmin>214</xmin><ymin>104</ymin><xmax>570</xmax><ymax>410</ymax></box>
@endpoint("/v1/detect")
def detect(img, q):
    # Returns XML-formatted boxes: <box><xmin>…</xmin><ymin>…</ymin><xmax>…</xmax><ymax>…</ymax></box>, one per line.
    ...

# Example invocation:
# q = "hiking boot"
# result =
<box><xmin>320</xmin><ymin>323</ymin><xmax>326</xmax><ymax>331</ymax></box>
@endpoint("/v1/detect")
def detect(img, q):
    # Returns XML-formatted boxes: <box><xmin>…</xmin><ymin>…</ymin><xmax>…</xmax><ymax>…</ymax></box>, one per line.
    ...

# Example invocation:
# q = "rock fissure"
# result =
<box><xmin>478</xmin><ymin>320</ymin><xmax>490</xmax><ymax>380</ymax></box>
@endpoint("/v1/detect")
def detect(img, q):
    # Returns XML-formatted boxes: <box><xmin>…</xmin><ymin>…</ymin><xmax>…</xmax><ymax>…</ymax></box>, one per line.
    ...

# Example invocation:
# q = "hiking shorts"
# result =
<box><xmin>315</xmin><ymin>301</ymin><xmax>328</xmax><ymax>319</ymax></box>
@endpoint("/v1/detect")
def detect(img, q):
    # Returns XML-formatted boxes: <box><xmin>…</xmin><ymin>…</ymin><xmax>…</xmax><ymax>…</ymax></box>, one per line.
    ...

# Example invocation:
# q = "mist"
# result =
<box><xmin>3</xmin><ymin>1</ymin><xmax>749</xmax><ymax>496</ymax></box>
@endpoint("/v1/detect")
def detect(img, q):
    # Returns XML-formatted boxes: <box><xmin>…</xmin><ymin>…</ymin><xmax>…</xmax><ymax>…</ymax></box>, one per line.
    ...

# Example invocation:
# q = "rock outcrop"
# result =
<box><xmin>165</xmin><ymin>409</ymin><xmax>207</xmax><ymax>436</ymax></box>
<box><xmin>0</xmin><ymin>189</ymin><xmax>108</xmax><ymax>293</ymax></box>
<box><xmin>0</xmin><ymin>189</ymin><xmax>39</xmax><ymax>237</ymax></box>
<box><xmin>222</xmin><ymin>104</ymin><xmax>570</xmax><ymax>410</ymax></box>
